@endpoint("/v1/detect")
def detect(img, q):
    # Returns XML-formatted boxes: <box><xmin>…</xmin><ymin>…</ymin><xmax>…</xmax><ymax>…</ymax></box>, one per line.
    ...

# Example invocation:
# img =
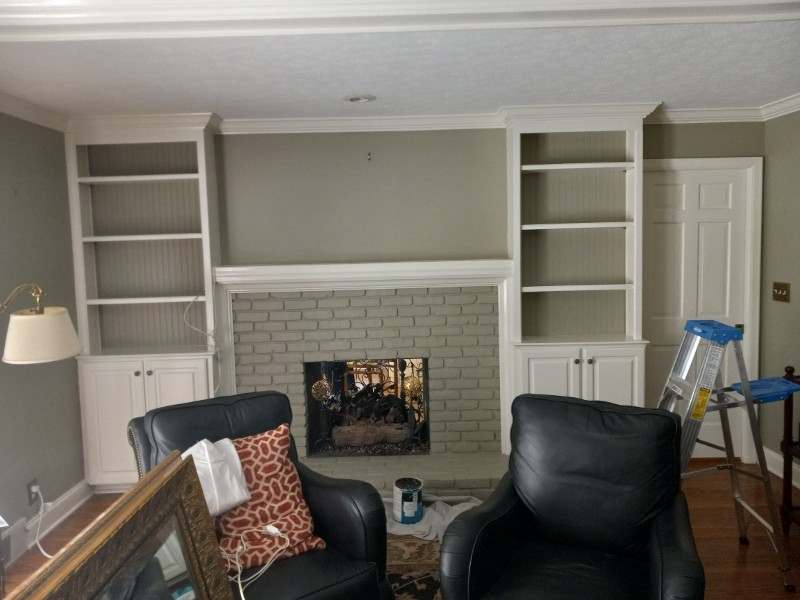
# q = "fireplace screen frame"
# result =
<box><xmin>304</xmin><ymin>358</ymin><xmax>430</xmax><ymax>457</ymax></box>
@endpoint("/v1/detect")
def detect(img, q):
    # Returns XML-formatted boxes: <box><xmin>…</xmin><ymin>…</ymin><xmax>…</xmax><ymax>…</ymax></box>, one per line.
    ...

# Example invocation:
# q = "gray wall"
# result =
<box><xmin>759</xmin><ymin>111</ymin><xmax>800</xmax><ymax>452</ymax></box>
<box><xmin>0</xmin><ymin>113</ymin><xmax>83</xmax><ymax>527</ymax></box>
<box><xmin>644</xmin><ymin>122</ymin><xmax>765</xmax><ymax>158</ymax></box>
<box><xmin>216</xmin><ymin>130</ymin><xmax>508</xmax><ymax>265</ymax></box>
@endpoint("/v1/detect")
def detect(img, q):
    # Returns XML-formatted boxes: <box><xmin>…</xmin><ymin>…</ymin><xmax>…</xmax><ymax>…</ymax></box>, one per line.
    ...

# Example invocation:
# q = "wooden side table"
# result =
<box><xmin>781</xmin><ymin>366</ymin><xmax>800</xmax><ymax>534</ymax></box>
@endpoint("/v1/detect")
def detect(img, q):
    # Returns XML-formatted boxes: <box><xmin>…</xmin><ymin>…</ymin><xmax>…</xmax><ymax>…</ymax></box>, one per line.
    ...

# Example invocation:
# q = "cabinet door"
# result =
<box><xmin>515</xmin><ymin>346</ymin><xmax>581</xmax><ymax>397</ymax></box>
<box><xmin>79</xmin><ymin>360</ymin><xmax>146</xmax><ymax>485</ymax></box>
<box><xmin>144</xmin><ymin>357</ymin><xmax>210</xmax><ymax>410</ymax></box>
<box><xmin>582</xmin><ymin>346</ymin><xmax>644</xmax><ymax>406</ymax></box>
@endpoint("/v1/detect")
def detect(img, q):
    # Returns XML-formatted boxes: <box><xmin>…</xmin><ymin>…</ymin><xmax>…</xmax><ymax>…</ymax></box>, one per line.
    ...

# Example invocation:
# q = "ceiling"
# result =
<box><xmin>1</xmin><ymin>1</ymin><xmax>799</xmax><ymax>129</ymax></box>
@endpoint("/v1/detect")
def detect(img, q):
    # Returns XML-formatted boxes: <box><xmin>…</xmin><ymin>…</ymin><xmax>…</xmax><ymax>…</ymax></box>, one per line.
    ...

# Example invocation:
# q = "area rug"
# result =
<box><xmin>386</xmin><ymin>534</ymin><xmax>442</xmax><ymax>600</ymax></box>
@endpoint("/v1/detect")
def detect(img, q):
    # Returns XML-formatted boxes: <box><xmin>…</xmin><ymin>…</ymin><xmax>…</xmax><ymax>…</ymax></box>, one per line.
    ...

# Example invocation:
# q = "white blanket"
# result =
<box><xmin>382</xmin><ymin>495</ymin><xmax>482</xmax><ymax>542</ymax></box>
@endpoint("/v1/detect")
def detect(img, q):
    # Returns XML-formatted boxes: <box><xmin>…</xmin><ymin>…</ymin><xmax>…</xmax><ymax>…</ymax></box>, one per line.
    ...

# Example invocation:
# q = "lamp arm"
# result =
<box><xmin>0</xmin><ymin>283</ymin><xmax>44</xmax><ymax>315</ymax></box>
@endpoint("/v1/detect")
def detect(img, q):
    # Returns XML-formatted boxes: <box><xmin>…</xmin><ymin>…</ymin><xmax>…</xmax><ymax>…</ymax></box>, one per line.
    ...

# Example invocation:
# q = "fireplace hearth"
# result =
<box><xmin>304</xmin><ymin>358</ymin><xmax>430</xmax><ymax>457</ymax></box>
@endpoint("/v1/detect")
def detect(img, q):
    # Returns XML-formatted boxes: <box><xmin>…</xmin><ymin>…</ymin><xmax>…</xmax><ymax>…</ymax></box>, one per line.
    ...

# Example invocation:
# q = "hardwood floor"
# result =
<box><xmin>5</xmin><ymin>458</ymin><xmax>800</xmax><ymax>598</ymax></box>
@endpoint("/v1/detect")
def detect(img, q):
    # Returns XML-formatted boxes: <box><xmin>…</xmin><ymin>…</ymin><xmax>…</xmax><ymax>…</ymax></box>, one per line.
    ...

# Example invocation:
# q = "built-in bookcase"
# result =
<box><xmin>66</xmin><ymin>117</ymin><xmax>220</xmax><ymax>487</ymax></box>
<box><xmin>68</xmin><ymin>133</ymin><xmax>217</xmax><ymax>355</ymax></box>
<box><xmin>507</xmin><ymin>106</ymin><xmax>657</xmax><ymax>408</ymax></box>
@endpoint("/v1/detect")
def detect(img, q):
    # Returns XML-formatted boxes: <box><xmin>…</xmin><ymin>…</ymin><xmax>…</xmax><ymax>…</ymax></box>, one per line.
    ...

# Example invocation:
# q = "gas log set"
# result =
<box><xmin>305</xmin><ymin>358</ymin><xmax>429</xmax><ymax>457</ymax></box>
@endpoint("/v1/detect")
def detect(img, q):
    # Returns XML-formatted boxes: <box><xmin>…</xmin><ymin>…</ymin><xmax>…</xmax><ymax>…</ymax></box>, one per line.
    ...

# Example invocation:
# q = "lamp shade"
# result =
<box><xmin>3</xmin><ymin>306</ymin><xmax>81</xmax><ymax>364</ymax></box>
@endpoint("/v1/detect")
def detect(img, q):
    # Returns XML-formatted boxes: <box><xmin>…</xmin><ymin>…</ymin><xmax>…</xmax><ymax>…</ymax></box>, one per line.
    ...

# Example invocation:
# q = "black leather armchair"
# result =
<box><xmin>440</xmin><ymin>394</ymin><xmax>705</xmax><ymax>600</ymax></box>
<box><xmin>127</xmin><ymin>391</ymin><xmax>393</xmax><ymax>600</ymax></box>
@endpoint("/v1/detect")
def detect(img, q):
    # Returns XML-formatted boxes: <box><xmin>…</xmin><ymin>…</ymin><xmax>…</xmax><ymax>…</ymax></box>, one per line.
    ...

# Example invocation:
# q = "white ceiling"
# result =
<box><xmin>1</xmin><ymin>1</ymin><xmax>799</xmax><ymax>128</ymax></box>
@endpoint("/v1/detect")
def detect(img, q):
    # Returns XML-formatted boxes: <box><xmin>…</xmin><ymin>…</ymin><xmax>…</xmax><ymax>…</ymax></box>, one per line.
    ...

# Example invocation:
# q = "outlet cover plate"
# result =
<box><xmin>773</xmin><ymin>282</ymin><xmax>790</xmax><ymax>303</ymax></box>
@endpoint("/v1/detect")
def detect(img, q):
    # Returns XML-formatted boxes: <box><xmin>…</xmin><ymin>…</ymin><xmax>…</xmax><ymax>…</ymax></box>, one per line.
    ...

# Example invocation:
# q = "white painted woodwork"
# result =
<box><xmin>514</xmin><ymin>342</ymin><xmax>645</xmax><ymax>406</ymax></box>
<box><xmin>79</xmin><ymin>355</ymin><xmax>211</xmax><ymax>486</ymax></box>
<box><xmin>66</xmin><ymin>117</ymin><xmax>220</xmax><ymax>487</ymax></box>
<box><xmin>506</xmin><ymin>108</ymin><xmax>652</xmax><ymax>424</ymax></box>
<box><xmin>643</xmin><ymin>158</ymin><xmax>763</xmax><ymax>460</ymax></box>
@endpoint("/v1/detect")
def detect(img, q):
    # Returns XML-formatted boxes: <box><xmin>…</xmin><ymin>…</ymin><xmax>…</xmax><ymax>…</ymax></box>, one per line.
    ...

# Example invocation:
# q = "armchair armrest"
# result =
<box><xmin>649</xmin><ymin>490</ymin><xmax>705</xmax><ymax>600</ymax></box>
<box><xmin>440</xmin><ymin>473</ymin><xmax>533</xmax><ymax>600</ymax></box>
<box><xmin>295</xmin><ymin>461</ymin><xmax>388</xmax><ymax>580</ymax></box>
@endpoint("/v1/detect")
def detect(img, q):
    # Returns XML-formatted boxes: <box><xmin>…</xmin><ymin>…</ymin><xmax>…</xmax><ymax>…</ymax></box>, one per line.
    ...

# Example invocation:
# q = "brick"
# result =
<box><xmin>446</xmin><ymin>336</ymin><xmax>479</xmax><ymax>347</ymax></box>
<box><xmin>287</xmin><ymin>341</ymin><xmax>320</xmax><ymax>352</ymax></box>
<box><xmin>302</xmin><ymin>309</ymin><xmax>335</xmax><ymax>320</ymax></box>
<box><xmin>284</xmin><ymin>299</ymin><xmax>318</xmax><ymax>310</ymax></box>
<box><xmin>447</xmin><ymin>421</ymin><xmax>478</xmax><ymax>432</ymax></box>
<box><xmin>238</xmin><ymin>354</ymin><xmax>273</xmax><ymax>365</ymax></box>
<box><xmin>236</xmin><ymin>332</ymin><xmax>271</xmax><ymax>343</ymax></box>
<box><xmin>317</xmin><ymin>297</ymin><xmax>351</xmax><ymax>309</ymax></box>
<box><xmin>462</xmin><ymin>409</ymin><xmax>495</xmax><ymax>421</ymax></box>
<box><xmin>461</xmin><ymin>304</ymin><xmax>495</xmax><ymax>315</ymax></box>
<box><xmin>366</xmin><ymin>307</ymin><xmax>398</xmax><ymax>318</ymax></box>
<box><xmin>365</xmin><ymin>289</ymin><xmax>397</xmax><ymax>297</ymax></box>
<box><xmin>270</xmin><ymin>331</ymin><xmax>304</xmax><ymax>342</ymax></box>
<box><xmin>413</xmin><ymin>295</ymin><xmax>445</xmax><ymax>306</ymax></box>
<box><xmin>334</xmin><ymin>290</ymin><xmax>366</xmax><ymax>297</ymax></box>
<box><xmin>381</xmin><ymin>338</ymin><xmax>415</xmax><ymax>350</ymax></box>
<box><xmin>319</xmin><ymin>340</ymin><xmax>352</xmax><ymax>351</ymax></box>
<box><xmin>379</xmin><ymin>296</ymin><xmax>413</xmax><ymax>306</ymax></box>
<box><xmin>349</xmin><ymin>318</ymin><xmax>383</xmax><ymax>329</ymax></box>
<box><xmin>269</xmin><ymin>311</ymin><xmax>302</xmax><ymax>321</ymax></box>
<box><xmin>367</xmin><ymin>328</ymin><xmax>400</xmax><ymax>338</ymax></box>
<box><xmin>446</xmin><ymin>378</ymin><xmax>480</xmax><ymax>390</ymax></box>
<box><xmin>445</xmin><ymin>400</ymin><xmax>479</xmax><ymax>411</ymax></box>
<box><xmin>462</xmin><ymin>431</ymin><xmax>496</xmax><ymax>442</ymax></box>
<box><xmin>349</xmin><ymin>297</ymin><xmax>382</xmax><ymax>307</ymax></box>
<box><xmin>302</xmin><ymin>330</ymin><xmax>336</xmax><ymax>341</ymax></box>
<box><xmin>254</xmin><ymin>321</ymin><xmax>288</xmax><ymax>331</ymax></box>
<box><xmin>319</xmin><ymin>319</ymin><xmax>351</xmax><ymax>330</ymax></box>
<box><xmin>445</xmin><ymin>294</ymin><xmax>477</xmax><ymax>305</ymax></box>
<box><xmin>233</xmin><ymin>322</ymin><xmax>254</xmax><ymax>332</ymax></box>
<box><xmin>334</xmin><ymin>308</ymin><xmax>367</xmax><ymax>319</ymax></box>
<box><xmin>349</xmin><ymin>339</ymin><xmax>385</xmax><ymax>350</ymax></box>
<box><xmin>286</xmin><ymin>321</ymin><xmax>321</xmax><ymax>331</ymax></box>
<box><xmin>253</xmin><ymin>342</ymin><xmax>287</xmax><ymax>353</ymax></box>
<box><xmin>430</xmin><ymin>305</ymin><xmax>462</xmax><ymax>316</ymax></box>
<box><xmin>236</xmin><ymin>312</ymin><xmax>270</xmax><ymax>323</ymax></box>
<box><xmin>413</xmin><ymin>315</ymin><xmax>447</xmax><ymax>327</ymax></box>
<box><xmin>336</xmin><ymin>328</ymin><xmax>367</xmax><ymax>339</ymax></box>
<box><xmin>444</xmin><ymin>357</ymin><xmax>480</xmax><ymax>368</ymax></box>
<box><xmin>301</xmin><ymin>291</ymin><xmax>334</xmax><ymax>299</ymax></box>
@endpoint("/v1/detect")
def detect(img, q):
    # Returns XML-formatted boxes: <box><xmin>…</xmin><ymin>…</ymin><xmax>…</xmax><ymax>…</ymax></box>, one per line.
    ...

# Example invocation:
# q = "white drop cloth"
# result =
<box><xmin>382</xmin><ymin>494</ymin><xmax>482</xmax><ymax>542</ymax></box>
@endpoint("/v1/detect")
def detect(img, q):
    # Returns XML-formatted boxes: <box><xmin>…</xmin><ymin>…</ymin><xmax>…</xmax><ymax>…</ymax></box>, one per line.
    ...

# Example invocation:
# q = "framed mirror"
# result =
<box><xmin>7</xmin><ymin>452</ymin><xmax>234</xmax><ymax>600</ymax></box>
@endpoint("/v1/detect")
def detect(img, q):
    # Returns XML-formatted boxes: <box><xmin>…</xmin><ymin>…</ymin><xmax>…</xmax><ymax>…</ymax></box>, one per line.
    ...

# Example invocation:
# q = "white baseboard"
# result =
<box><xmin>763</xmin><ymin>446</ymin><xmax>800</xmax><ymax>489</ymax></box>
<box><xmin>1</xmin><ymin>479</ymin><xmax>93</xmax><ymax>565</ymax></box>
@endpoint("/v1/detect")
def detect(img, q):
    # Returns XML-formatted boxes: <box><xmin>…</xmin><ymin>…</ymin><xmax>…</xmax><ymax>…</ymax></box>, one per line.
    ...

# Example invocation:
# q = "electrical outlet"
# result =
<box><xmin>27</xmin><ymin>479</ymin><xmax>38</xmax><ymax>505</ymax></box>
<box><xmin>773</xmin><ymin>282</ymin><xmax>790</xmax><ymax>302</ymax></box>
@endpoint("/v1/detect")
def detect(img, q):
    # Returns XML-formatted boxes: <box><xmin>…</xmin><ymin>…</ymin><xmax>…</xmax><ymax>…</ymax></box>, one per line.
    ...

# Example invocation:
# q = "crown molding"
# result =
<box><xmin>220</xmin><ymin>113</ymin><xmax>504</xmax><ymax>134</ymax></box>
<box><xmin>0</xmin><ymin>91</ymin><xmax>69</xmax><ymax>131</ymax></box>
<box><xmin>67</xmin><ymin>113</ymin><xmax>222</xmax><ymax>133</ymax></box>
<box><xmin>2</xmin><ymin>1</ymin><xmax>800</xmax><ymax>41</ymax></box>
<box><xmin>646</xmin><ymin>106</ymin><xmax>766</xmax><ymax>124</ymax></box>
<box><xmin>760</xmin><ymin>91</ymin><xmax>800</xmax><ymax>121</ymax></box>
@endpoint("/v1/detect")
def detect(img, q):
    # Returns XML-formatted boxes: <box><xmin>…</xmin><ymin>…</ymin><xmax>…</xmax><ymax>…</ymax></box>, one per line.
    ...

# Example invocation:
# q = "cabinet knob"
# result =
<box><xmin>587</xmin><ymin>358</ymin><xmax>594</xmax><ymax>365</ymax></box>
<box><xmin>134</xmin><ymin>370</ymin><xmax>141</xmax><ymax>377</ymax></box>
<box><xmin>574</xmin><ymin>358</ymin><xmax>581</xmax><ymax>364</ymax></box>
<box><xmin>146</xmin><ymin>370</ymin><xmax>153</xmax><ymax>376</ymax></box>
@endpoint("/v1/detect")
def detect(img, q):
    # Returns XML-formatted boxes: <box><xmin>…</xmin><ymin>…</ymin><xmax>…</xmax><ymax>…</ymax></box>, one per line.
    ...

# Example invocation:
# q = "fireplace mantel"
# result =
<box><xmin>214</xmin><ymin>259</ymin><xmax>514</xmax><ymax>451</ymax></box>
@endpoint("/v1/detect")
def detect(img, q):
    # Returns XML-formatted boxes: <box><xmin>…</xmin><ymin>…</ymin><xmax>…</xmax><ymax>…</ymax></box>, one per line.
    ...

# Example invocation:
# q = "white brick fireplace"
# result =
<box><xmin>215</xmin><ymin>260</ymin><xmax>513</xmax><ymax>497</ymax></box>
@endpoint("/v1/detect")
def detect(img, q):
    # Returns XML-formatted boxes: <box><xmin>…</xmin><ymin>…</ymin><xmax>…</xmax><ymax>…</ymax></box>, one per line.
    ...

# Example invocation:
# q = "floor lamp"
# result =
<box><xmin>0</xmin><ymin>283</ymin><xmax>81</xmax><ymax>597</ymax></box>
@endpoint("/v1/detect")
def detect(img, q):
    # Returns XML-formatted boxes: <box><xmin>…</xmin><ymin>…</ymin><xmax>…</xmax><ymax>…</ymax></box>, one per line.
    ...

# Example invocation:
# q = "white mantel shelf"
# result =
<box><xmin>214</xmin><ymin>259</ymin><xmax>514</xmax><ymax>290</ymax></box>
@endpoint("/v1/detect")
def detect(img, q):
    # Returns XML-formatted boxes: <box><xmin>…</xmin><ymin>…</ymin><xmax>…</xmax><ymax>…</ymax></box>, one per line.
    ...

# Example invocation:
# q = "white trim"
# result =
<box><xmin>220</xmin><ymin>113</ymin><xmax>504</xmax><ymax>134</ymax></box>
<box><xmin>0</xmin><ymin>91</ymin><xmax>68</xmax><ymax>131</ymax></box>
<box><xmin>646</xmin><ymin>106</ymin><xmax>766</xmax><ymax>124</ymax></box>
<box><xmin>1</xmin><ymin>479</ymin><xmax>94</xmax><ymax>564</ymax></box>
<box><xmin>3</xmin><ymin>1</ymin><xmax>800</xmax><ymax>41</ymax></box>
<box><xmin>214</xmin><ymin>260</ymin><xmax>513</xmax><ymax>290</ymax></box>
<box><xmin>213</xmin><ymin>259</ymin><xmax>513</xmax><ymax>396</ymax></box>
<box><xmin>760</xmin><ymin>92</ymin><xmax>800</xmax><ymax>121</ymax></box>
<box><xmin>765</xmin><ymin>445</ymin><xmax>800</xmax><ymax>488</ymax></box>
<box><xmin>644</xmin><ymin>157</ymin><xmax>763</xmax><ymax>462</ymax></box>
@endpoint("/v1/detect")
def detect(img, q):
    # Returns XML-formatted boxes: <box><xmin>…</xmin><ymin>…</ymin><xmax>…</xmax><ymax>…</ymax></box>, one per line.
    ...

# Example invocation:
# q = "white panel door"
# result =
<box><xmin>516</xmin><ymin>346</ymin><xmax>581</xmax><ymax>398</ymax></box>
<box><xmin>145</xmin><ymin>357</ymin><xmax>209</xmax><ymax>410</ymax></box>
<box><xmin>644</xmin><ymin>158</ymin><xmax>762</xmax><ymax>458</ymax></box>
<box><xmin>79</xmin><ymin>360</ymin><xmax>145</xmax><ymax>485</ymax></box>
<box><xmin>585</xmin><ymin>345</ymin><xmax>644</xmax><ymax>406</ymax></box>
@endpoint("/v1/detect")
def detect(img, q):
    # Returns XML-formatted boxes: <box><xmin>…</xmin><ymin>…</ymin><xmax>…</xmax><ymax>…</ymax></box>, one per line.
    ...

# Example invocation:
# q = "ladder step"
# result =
<box><xmin>666</xmin><ymin>375</ymin><xmax>694</xmax><ymax>399</ymax></box>
<box><xmin>731</xmin><ymin>377</ymin><xmax>800</xmax><ymax>404</ymax></box>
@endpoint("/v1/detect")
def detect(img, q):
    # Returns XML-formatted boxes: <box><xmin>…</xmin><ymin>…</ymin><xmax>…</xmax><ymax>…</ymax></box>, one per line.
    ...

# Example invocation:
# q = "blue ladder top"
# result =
<box><xmin>731</xmin><ymin>377</ymin><xmax>800</xmax><ymax>404</ymax></box>
<box><xmin>685</xmin><ymin>320</ymin><xmax>743</xmax><ymax>343</ymax></box>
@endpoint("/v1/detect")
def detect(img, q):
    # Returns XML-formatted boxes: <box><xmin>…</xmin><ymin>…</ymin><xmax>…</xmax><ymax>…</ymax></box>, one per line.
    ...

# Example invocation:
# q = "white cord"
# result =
<box><xmin>33</xmin><ymin>488</ymin><xmax>53</xmax><ymax>559</ymax></box>
<box><xmin>183</xmin><ymin>295</ymin><xmax>222</xmax><ymax>395</ymax></box>
<box><xmin>222</xmin><ymin>525</ymin><xmax>290</xmax><ymax>600</ymax></box>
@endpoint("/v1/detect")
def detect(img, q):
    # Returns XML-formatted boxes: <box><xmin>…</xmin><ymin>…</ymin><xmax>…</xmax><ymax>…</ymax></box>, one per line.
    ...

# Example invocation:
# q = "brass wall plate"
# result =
<box><xmin>773</xmin><ymin>282</ymin><xmax>791</xmax><ymax>303</ymax></box>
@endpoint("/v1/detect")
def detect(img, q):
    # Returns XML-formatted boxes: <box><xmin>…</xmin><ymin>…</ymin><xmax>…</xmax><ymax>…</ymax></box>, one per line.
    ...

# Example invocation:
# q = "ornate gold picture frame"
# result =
<box><xmin>7</xmin><ymin>452</ymin><xmax>234</xmax><ymax>600</ymax></box>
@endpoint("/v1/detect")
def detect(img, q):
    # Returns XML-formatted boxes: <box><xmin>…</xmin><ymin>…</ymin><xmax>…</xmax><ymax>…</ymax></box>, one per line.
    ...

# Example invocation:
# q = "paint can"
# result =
<box><xmin>393</xmin><ymin>477</ymin><xmax>423</xmax><ymax>524</ymax></box>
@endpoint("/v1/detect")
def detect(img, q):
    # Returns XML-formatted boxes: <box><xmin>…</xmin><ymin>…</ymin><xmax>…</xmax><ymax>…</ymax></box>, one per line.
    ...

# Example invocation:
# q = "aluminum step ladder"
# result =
<box><xmin>658</xmin><ymin>319</ymin><xmax>798</xmax><ymax>592</ymax></box>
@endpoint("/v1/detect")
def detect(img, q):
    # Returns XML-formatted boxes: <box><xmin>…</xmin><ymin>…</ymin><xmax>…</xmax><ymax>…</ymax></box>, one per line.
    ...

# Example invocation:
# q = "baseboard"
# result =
<box><xmin>1</xmin><ymin>479</ymin><xmax>93</xmax><ymax>565</ymax></box>
<box><xmin>763</xmin><ymin>446</ymin><xmax>800</xmax><ymax>489</ymax></box>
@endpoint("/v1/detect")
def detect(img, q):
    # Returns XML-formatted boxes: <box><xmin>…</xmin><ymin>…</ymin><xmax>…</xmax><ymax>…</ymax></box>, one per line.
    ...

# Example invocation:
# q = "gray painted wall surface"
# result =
<box><xmin>644</xmin><ymin>122</ymin><xmax>765</xmax><ymax>159</ymax></box>
<box><xmin>758</xmin><ymin>111</ymin><xmax>800</xmax><ymax>453</ymax></box>
<box><xmin>0</xmin><ymin>114</ymin><xmax>82</xmax><ymax>526</ymax></box>
<box><xmin>216</xmin><ymin>130</ymin><xmax>508</xmax><ymax>265</ymax></box>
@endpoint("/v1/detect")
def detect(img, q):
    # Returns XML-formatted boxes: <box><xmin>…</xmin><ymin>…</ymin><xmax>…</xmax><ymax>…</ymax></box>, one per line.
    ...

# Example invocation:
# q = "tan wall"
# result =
<box><xmin>758</xmin><ymin>111</ymin><xmax>800</xmax><ymax>453</ymax></box>
<box><xmin>644</xmin><ymin>122</ymin><xmax>765</xmax><ymax>159</ymax></box>
<box><xmin>0</xmin><ymin>113</ymin><xmax>82</xmax><ymax>526</ymax></box>
<box><xmin>216</xmin><ymin>130</ymin><xmax>508</xmax><ymax>265</ymax></box>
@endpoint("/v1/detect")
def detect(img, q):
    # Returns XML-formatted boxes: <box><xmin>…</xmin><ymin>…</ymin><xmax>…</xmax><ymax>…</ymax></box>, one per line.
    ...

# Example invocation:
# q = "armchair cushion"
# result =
<box><xmin>217</xmin><ymin>424</ymin><xmax>325</xmax><ymax>571</ymax></box>
<box><xmin>510</xmin><ymin>394</ymin><xmax>680</xmax><ymax>556</ymax></box>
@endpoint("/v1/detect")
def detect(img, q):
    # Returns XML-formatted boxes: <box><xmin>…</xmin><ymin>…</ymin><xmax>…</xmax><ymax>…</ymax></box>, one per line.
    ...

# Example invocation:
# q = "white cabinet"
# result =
<box><xmin>515</xmin><ymin>343</ymin><xmax>645</xmax><ymax>406</ymax></box>
<box><xmin>505</xmin><ymin>107</ymin><xmax>656</xmax><ymax>414</ymax></box>
<box><xmin>79</xmin><ymin>355</ymin><xmax>211</xmax><ymax>487</ymax></box>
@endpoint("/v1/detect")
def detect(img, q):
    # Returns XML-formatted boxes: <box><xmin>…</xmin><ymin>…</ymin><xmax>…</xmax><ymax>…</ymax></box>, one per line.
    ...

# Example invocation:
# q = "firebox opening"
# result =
<box><xmin>304</xmin><ymin>358</ymin><xmax>430</xmax><ymax>457</ymax></box>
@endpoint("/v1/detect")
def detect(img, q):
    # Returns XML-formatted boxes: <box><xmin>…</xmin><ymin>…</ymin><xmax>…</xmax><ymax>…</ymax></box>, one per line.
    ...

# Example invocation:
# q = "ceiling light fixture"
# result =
<box><xmin>344</xmin><ymin>94</ymin><xmax>377</xmax><ymax>104</ymax></box>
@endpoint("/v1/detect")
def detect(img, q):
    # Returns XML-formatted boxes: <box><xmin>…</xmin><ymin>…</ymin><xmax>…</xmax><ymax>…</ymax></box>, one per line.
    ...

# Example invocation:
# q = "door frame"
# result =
<box><xmin>644</xmin><ymin>157</ymin><xmax>763</xmax><ymax>463</ymax></box>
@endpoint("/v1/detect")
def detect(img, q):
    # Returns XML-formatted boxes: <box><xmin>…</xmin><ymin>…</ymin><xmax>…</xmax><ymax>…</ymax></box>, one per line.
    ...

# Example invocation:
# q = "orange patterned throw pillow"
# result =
<box><xmin>217</xmin><ymin>423</ymin><xmax>325</xmax><ymax>570</ymax></box>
